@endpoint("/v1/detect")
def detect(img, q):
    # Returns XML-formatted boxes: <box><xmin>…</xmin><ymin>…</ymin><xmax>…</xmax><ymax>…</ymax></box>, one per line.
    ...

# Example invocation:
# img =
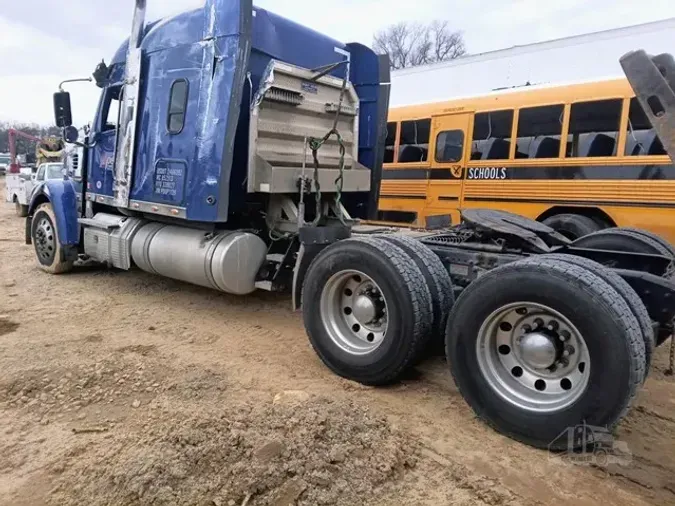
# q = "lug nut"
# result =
<box><xmin>534</xmin><ymin>318</ymin><xmax>544</xmax><ymax>328</ymax></box>
<box><xmin>522</xmin><ymin>324</ymin><xmax>532</xmax><ymax>333</ymax></box>
<box><xmin>565</xmin><ymin>345</ymin><xmax>575</xmax><ymax>356</ymax></box>
<box><xmin>547</xmin><ymin>320</ymin><xmax>559</xmax><ymax>331</ymax></box>
<box><xmin>559</xmin><ymin>330</ymin><xmax>571</xmax><ymax>341</ymax></box>
<box><xmin>559</xmin><ymin>358</ymin><xmax>569</xmax><ymax>368</ymax></box>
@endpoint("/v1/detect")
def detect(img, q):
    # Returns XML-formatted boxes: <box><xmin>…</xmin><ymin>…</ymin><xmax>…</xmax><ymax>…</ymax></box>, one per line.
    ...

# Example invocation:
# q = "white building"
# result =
<box><xmin>390</xmin><ymin>18</ymin><xmax>675</xmax><ymax>107</ymax></box>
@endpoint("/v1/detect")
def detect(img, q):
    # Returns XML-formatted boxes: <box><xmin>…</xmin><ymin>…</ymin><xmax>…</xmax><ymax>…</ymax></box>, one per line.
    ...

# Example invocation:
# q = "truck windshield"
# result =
<box><xmin>46</xmin><ymin>164</ymin><xmax>64</xmax><ymax>179</ymax></box>
<box><xmin>0</xmin><ymin>156</ymin><xmax>10</xmax><ymax>165</ymax></box>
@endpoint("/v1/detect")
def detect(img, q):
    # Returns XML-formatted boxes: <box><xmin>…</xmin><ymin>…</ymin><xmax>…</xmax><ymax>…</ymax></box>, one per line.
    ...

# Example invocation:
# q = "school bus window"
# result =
<box><xmin>435</xmin><ymin>130</ymin><xmax>464</xmax><ymax>163</ymax></box>
<box><xmin>515</xmin><ymin>104</ymin><xmax>564</xmax><ymax>159</ymax></box>
<box><xmin>398</xmin><ymin>119</ymin><xmax>431</xmax><ymax>163</ymax></box>
<box><xmin>567</xmin><ymin>99</ymin><xmax>622</xmax><ymax>157</ymax></box>
<box><xmin>625</xmin><ymin>97</ymin><xmax>667</xmax><ymax>156</ymax></box>
<box><xmin>384</xmin><ymin>122</ymin><xmax>397</xmax><ymax>163</ymax></box>
<box><xmin>471</xmin><ymin>110</ymin><xmax>514</xmax><ymax>160</ymax></box>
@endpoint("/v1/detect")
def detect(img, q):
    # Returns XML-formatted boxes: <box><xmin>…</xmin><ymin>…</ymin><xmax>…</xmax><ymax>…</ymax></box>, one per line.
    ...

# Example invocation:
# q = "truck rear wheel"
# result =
<box><xmin>573</xmin><ymin>228</ymin><xmax>675</xmax><ymax>344</ymax></box>
<box><xmin>446</xmin><ymin>258</ymin><xmax>645</xmax><ymax>449</ymax></box>
<box><xmin>379</xmin><ymin>234</ymin><xmax>454</xmax><ymax>348</ymax></box>
<box><xmin>521</xmin><ymin>253</ymin><xmax>653</xmax><ymax>379</ymax></box>
<box><xmin>302</xmin><ymin>236</ymin><xmax>432</xmax><ymax>386</ymax></box>
<box><xmin>14</xmin><ymin>199</ymin><xmax>28</xmax><ymax>218</ymax></box>
<box><xmin>31</xmin><ymin>203</ymin><xmax>76</xmax><ymax>274</ymax></box>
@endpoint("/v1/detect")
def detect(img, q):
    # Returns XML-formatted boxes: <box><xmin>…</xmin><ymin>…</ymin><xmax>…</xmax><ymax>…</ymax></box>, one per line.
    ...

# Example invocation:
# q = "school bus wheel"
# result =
<box><xmin>541</xmin><ymin>213</ymin><xmax>602</xmax><ymax>240</ymax></box>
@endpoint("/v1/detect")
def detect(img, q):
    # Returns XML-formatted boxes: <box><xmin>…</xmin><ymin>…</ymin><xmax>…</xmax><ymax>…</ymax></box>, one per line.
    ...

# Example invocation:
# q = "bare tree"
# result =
<box><xmin>373</xmin><ymin>21</ymin><xmax>466</xmax><ymax>70</ymax></box>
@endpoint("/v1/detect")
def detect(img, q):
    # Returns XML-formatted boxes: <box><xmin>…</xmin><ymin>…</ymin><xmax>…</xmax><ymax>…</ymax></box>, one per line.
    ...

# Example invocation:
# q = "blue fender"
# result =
<box><xmin>27</xmin><ymin>179</ymin><xmax>80</xmax><ymax>246</ymax></box>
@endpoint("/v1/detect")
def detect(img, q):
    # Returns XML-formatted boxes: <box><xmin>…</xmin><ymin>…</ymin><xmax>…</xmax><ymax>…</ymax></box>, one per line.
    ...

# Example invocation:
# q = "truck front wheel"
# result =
<box><xmin>31</xmin><ymin>203</ymin><xmax>76</xmax><ymax>274</ymax></box>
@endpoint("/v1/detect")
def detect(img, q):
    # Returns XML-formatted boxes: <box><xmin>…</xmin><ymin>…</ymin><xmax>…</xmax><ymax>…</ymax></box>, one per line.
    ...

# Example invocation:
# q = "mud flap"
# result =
<box><xmin>620</xmin><ymin>50</ymin><xmax>675</xmax><ymax>160</ymax></box>
<box><xmin>25</xmin><ymin>215</ymin><xmax>32</xmax><ymax>245</ymax></box>
<box><xmin>292</xmin><ymin>226</ymin><xmax>351</xmax><ymax>310</ymax></box>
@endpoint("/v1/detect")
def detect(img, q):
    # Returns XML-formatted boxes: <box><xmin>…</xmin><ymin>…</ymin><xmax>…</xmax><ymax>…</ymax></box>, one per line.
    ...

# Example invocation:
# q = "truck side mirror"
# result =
<box><xmin>63</xmin><ymin>125</ymin><xmax>79</xmax><ymax>143</ymax></box>
<box><xmin>53</xmin><ymin>91</ymin><xmax>73</xmax><ymax>127</ymax></box>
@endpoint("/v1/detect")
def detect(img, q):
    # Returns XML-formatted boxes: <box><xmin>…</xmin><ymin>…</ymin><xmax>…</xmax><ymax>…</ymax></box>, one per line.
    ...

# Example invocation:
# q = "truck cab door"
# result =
<box><xmin>427</xmin><ymin>111</ymin><xmax>472</xmax><ymax>225</ymax></box>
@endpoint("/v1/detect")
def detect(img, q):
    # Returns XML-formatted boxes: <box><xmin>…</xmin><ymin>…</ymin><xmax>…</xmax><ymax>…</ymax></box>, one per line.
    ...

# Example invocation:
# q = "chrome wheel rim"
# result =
<box><xmin>34</xmin><ymin>215</ymin><xmax>56</xmax><ymax>264</ymax></box>
<box><xmin>476</xmin><ymin>302</ymin><xmax>590</xmax><ymax>413</ymax></box>
<box><xmin>320</xmin><ymin>270</ymin><xmax>388</xmax><ymax>355</ymax></box>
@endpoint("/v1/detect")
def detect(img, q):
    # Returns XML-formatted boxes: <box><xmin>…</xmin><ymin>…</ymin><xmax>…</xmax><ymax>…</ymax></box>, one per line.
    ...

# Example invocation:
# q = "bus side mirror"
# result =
<box><xmin>53</xmin><ymin>91</ymin><xmax>73</xmax><ymax>128</ymax></box>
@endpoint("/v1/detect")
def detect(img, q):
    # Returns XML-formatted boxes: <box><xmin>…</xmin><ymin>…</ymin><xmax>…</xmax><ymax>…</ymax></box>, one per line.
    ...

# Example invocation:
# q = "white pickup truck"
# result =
<box><xmin>0</xmin><ymin>153</ymin><xmax>10</xmax><ymax>176</ymax></box>
<box><xmin>5</xmin><ymin>162</ymin><xmax>64</xmax><ymax>217</ymax></box>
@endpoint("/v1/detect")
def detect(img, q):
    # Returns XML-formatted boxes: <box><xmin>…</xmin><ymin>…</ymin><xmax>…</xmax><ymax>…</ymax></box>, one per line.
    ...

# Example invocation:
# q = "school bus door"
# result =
<box><xmin>427</xmin><ymin>111</ymin><xmax>472</xmax><ymax>225</ymax></box>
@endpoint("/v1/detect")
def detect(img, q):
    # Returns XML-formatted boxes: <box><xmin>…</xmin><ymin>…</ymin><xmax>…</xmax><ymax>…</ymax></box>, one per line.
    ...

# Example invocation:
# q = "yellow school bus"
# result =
<box><xmin>379</xmin><ymin>78</ymin><xmax>674</xmax><ymax>242</ymax></box>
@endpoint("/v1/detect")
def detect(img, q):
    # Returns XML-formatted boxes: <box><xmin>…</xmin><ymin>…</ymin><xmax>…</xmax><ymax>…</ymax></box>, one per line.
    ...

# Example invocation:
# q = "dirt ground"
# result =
<box><xmin>1</xmin><ymin>178</ymin><xmax>675</xmax><ymax>506</ymax></box>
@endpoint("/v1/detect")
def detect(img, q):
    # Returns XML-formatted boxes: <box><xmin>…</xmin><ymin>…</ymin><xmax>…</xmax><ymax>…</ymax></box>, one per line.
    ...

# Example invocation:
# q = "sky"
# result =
<box><xmin>1</xmin><ymin>0</ymin><xmax>675</xmax><ymax>126</ymax></box>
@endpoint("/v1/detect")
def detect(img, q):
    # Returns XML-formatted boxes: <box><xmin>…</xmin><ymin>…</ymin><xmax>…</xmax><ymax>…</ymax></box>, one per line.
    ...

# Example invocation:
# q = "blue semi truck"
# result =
<box><xmin>26</xmin><ymin>0</ymin><xmax>675</xmax><ymax>450</ymax></box>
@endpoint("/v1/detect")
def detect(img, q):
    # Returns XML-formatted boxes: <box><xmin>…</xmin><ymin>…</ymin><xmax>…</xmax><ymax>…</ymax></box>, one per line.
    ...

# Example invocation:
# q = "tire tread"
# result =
<box><xmin>379</xmin><ymin>234</ymin><xmax>454</xmax><ymax>341</ymax></box>
<box><xmin>303</xmin><ymin>236</ymin><xmax>432</xmax><ymax>385</ymax></box>
<box><xmin>32</xmin><ymin>203</ymin><xmax>75</xmax><ymax>275</ymax></box>
<box><xmin>446</xmin><ymin>257</ymin><xmax>645</xmax><ymax>449</ymax></box>
<box><xmin>522</xmin><ymin>253</ymin><xmax>654</xmax><ymax>378</ymax></box>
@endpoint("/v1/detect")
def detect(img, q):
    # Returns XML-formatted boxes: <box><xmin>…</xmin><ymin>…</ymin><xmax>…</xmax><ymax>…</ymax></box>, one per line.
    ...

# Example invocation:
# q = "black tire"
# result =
<box><xmin>14</xmin><ymin>199</ymin><xmax>28</xmax><ymax>218</ymax></box>
<box><xmin>590</xmin><ymin>214</ymin><xmax>612</xmax><ymax>229</ymax></box>
<box><xmin>542</xmin><ymin>213</ymin><xmax>603</xmax><ymax>240</ymax></box>
<box><xmin>31</xmin><ymin>202</ymin><xmax>76</xmax><ymax>274</ymax></box>
<box><xmin>446</xmin><ymin>257</ymin><xmax>645</xmax><ymax>449</ymax></box>
<box><xmin>521</xmin><ymin>253</ymin><xmax>654</xmax><ymax>379</ymax></box>
<box><xmin>379</xmin><ymin>234</ymin><xmax>454</xmax><ymax>347</ymax></box>
<box><xmin>620</xmin><ymin>227</ymin><xmax>675</xmax><ymax>347</ymax></box>
<box><xmin>302</xmin><ymin>236</ymin><xmax>432</xmax><ymax>386</ymax></box>
<box><xmin>572</xmin><ymin>228</ymin><xmax>670</xmax><ymax>255</ymax></box>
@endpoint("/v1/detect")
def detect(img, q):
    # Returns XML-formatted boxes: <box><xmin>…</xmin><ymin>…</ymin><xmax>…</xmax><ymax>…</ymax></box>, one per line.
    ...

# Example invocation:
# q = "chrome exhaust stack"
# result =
<box><xmin>112</xmin><ymin>0</ymin><xmax>146</xmax><ymax>209</ymax></box>
<box><xmin>129</xmin><ymin>0</ymin><xmax>147</xmax><ymax>51</ymax></box>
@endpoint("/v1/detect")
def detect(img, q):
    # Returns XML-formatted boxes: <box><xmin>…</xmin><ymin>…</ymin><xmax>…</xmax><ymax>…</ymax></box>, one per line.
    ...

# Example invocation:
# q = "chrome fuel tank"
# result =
<box><xmin>130</xmin><ymin>223</ymin><xmax>267</xmax><ymax>295</ymax></box>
